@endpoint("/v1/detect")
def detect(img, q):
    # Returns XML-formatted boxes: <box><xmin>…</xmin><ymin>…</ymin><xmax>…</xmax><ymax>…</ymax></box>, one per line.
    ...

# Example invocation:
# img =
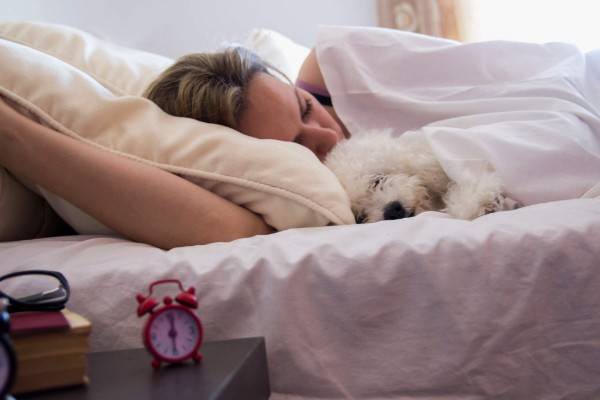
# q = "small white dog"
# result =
<box><xmin>324</xmin><ymin>129</ymin><xmax>511</xmax><ymax>223</ymax></box>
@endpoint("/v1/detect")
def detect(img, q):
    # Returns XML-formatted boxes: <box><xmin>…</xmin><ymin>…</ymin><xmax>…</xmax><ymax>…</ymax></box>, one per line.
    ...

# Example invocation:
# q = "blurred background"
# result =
<box><xmin>2</xmin><ymin>0</ymin><xmax>598</xmax><ymax>57</ymax></box>
<box><xmin>379</xmin><ymin>0</ymin><xmax>600</xmax><ymax>52</ymax></box>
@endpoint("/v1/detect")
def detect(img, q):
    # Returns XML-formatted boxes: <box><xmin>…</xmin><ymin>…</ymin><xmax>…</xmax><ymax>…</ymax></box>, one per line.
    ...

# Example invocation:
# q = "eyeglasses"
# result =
<box><xmin>0</xmin><ymin>270</ymin><xmax>70</xmax><ymax>313</ymax></box>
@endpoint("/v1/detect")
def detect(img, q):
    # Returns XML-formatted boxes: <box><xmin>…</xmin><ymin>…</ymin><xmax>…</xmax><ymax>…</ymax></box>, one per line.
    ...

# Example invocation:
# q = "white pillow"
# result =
<box><xmin>246</xmin><ymin>28</ymin><xmax>311</xmax><ymax>81</ymax></box>
<box><xmin>0</xmin><ymin>22</ymin><xmax>354</xmax><ymax>241</ymax></box>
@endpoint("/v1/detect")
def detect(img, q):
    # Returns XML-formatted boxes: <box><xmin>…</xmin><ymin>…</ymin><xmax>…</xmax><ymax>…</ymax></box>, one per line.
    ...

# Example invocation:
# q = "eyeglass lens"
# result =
<box><xmin>0</xmin><ymin>273</ymin><xmax>68</xmax><ymax>306</ymax></box>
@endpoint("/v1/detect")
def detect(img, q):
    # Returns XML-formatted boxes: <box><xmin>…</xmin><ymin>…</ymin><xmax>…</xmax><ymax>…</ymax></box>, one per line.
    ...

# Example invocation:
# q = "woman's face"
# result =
<box><xmin>238</xmin><ymin>73</ymin><xmax>345</xmax><ymax>161</ymax></box>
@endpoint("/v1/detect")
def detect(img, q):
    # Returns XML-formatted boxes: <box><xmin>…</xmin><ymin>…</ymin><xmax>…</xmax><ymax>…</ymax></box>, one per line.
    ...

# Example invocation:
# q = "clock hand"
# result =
<box><xmin>167</xmin><ymin>313</ymin><xmax>178</xmax><ymax>353</ymax></box>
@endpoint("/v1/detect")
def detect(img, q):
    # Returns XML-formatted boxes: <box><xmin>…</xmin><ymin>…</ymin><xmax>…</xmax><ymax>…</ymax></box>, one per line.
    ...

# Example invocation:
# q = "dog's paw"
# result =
<box><xmin>502</xmin><ymin>197</ymin><xmax>522</xmax><ymax>211</ymax></box>
<box><xmin>478</xmin><ymin>195</ymin><xmax>522</xmax><ymax>217</ymax></box>
<box><xmin>481</xmin><ymin>194</ymin><xmax>505</xmax><ymax>216</ymax></box>
<box><xmin>444</xmin><ymin>177</ymin><xmax>510</xmax><ymax>220</ymax></box>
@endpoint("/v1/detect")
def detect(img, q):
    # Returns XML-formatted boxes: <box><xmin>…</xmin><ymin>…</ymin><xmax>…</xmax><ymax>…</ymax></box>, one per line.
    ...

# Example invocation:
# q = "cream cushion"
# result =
<box><xmin>0</xmin><ymin>21</ymin><xmax>354</xmax><ymax>241</ymax></box>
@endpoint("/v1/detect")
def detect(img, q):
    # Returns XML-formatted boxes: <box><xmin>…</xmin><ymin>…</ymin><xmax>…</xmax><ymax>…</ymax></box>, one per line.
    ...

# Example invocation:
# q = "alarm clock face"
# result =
<box><xmin>144</xmin><ymin>305</ymin><xmax>203</xmax><ymax>363</ymax></box>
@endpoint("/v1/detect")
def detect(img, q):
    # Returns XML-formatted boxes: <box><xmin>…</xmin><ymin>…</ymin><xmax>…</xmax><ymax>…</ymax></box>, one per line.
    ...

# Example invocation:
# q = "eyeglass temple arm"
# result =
<box><xmin>16</xmin><ymin>285</ymin><xmax>68</xmax><ymax>304</ymax></box>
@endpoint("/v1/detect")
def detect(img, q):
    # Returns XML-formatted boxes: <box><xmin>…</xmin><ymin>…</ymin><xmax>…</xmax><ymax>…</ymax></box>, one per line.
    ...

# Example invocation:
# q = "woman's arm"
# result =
<box><xmin>297</xmin><ymin>49</ymin><xmax>349</xmax><ymax>138</ymax></box>
<box><xmin>297</xmin><ymin>48</ymin><xmax>328</xmax><ymax>89</ymax></box>
<box><xmin>0</xmin><ymin>99</ymin><xmax>273</xmax><ymax>249</ymax></box>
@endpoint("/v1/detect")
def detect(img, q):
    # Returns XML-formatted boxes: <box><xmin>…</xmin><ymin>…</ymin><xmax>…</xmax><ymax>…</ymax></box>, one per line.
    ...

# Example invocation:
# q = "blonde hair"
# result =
<box><xmin>143</xmin><ymin>47</ymin><xmax>282</xmax><ymax>130</ymax></box>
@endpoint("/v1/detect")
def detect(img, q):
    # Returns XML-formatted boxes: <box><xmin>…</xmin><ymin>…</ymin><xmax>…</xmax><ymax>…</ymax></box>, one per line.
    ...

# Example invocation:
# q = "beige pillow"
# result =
<box><xmin>0</xmin><ymin>22</ymin><xmax>354</xmax><ymax>241</ymax></box>
<box><xmin>0</xmin><ymin>21</ymin><xmax>173</xmax><ymax>97</ymax></box>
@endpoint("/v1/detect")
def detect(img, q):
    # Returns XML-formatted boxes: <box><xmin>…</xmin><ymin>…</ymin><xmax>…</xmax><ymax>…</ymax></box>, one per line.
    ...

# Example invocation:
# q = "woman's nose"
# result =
<box><xmin>299</xmin><ymin>125</ymin><xmax>339</xmax><ymax>161</ymax></box>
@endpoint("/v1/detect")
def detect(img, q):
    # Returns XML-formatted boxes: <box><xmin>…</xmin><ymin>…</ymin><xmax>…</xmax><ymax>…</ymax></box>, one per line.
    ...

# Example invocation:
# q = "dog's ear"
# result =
<box><xmin>413</xmin><ymin>185</ymin><xmax>433</xmax><ymax>214</ymax></box>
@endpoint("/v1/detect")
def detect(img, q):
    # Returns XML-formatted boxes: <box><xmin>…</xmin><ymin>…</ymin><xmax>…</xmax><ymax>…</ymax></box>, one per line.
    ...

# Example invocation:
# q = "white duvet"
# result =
<box><xmin>318</xmin><ymin>26</ymin><xmax>600</xmax><ymax>206</ymax></box>
<box><xmin>2</xmin><ymin>27</ymin><xmax>600</xmax><ymax>400</ymax></box>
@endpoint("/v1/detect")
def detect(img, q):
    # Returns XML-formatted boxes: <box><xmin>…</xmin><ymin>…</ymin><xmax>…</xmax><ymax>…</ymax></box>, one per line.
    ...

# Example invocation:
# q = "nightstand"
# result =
<box><xmin>19</xmin><ymin>337</ymin><xmax>270</xmax><ymax>400</ymax></box>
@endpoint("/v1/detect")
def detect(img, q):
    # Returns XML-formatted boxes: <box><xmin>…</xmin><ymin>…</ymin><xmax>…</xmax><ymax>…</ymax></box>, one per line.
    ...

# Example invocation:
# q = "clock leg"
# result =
<box><xmin>152</xmin><ymin>358</ymin><xmax>162</xmax><ymax>369</ymax></box>
<box><xmin>193</xmin><ymin>352</ymin><xmax>203</xmax><ymax>363</ymax></box>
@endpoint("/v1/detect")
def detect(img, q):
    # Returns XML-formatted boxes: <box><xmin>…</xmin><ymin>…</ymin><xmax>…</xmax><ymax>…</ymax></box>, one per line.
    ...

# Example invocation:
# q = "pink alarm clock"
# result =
<box><xmin>136</xmin><ymin>279</ymin><xmax>203</xmax><ymax>368</ymax></box>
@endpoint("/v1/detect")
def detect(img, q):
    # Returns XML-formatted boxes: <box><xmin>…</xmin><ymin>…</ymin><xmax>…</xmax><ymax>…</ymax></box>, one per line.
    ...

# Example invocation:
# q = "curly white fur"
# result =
<box><xmin>325</xmin><ymin>129</ymin><xmax>513</xmax><ymax>223</ymax></box>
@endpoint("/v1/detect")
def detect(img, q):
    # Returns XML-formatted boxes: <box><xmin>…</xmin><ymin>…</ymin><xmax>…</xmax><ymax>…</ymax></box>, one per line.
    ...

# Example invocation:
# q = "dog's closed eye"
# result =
<box><xmin>355</xmin><ymin>213</ymin><xmax>367</xmax><ymax>224</ymax></box>
<box><xmin>370</xmin><ymin>174</ymin><xmax>387</xmax><ymax>191</ymax></box>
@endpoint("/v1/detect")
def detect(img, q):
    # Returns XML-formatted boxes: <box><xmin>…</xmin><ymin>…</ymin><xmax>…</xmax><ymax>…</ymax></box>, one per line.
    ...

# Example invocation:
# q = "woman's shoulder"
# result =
<box><xmin>296</xmin><ymin>48</ymin><xmax>327</xmax><ymax>90</ymax></box>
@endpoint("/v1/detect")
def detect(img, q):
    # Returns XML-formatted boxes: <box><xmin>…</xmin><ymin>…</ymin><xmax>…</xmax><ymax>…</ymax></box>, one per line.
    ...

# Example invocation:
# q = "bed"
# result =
<box><xmin>1</xmin><ymin>22</ymin><xmax>600</xmax><ymax>400</ymax></box>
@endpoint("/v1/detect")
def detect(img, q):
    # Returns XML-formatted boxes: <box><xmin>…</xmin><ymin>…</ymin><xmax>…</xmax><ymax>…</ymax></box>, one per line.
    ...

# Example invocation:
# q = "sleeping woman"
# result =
<box><xmin>0</xmin><ymin>44</ymin><xmax>343</xmax><ymax>249</ymax></box>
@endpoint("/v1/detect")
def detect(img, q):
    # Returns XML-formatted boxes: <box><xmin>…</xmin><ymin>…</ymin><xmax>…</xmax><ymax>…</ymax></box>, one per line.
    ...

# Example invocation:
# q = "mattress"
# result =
<box><xmin>2</xmin><ymin>198</ymin><xmax>600</xmax><ymax>399</ymax></box>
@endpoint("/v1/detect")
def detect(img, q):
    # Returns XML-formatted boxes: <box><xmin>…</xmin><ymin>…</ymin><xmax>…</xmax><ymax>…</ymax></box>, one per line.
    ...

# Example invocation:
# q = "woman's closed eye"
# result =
<box><xmin>301</xmin><ymin>98</ymin><xmax>313</xmax><ymax>121</ymax></box>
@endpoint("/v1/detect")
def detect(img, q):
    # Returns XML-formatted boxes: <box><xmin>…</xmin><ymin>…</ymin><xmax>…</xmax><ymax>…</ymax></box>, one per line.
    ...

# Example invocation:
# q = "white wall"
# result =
<box><xmin>1</xmin><ymin>0</ymin><xmax>379</xmax><ymax>57</ymax></box>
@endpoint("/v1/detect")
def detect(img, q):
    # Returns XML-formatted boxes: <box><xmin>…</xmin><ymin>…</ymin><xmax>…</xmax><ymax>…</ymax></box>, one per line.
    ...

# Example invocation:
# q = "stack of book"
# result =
<box><xmin>9</xmin><ymin>309</ymin><xmax>92</xmax><ymax>394</ymax></box>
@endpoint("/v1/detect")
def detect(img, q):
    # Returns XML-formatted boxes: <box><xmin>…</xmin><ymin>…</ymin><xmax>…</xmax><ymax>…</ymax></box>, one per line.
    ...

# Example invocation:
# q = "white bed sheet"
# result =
<box><xmin>1</xmin><ymin>198</ymin><xmax>600</xmax><ymax>399</ymax></box>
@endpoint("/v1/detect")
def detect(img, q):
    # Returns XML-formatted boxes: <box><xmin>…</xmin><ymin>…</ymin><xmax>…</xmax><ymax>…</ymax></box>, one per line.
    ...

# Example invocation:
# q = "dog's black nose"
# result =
<box><xmin>383</xmin><ymin>201</ymin><xmax>406</xmax><ymax>220</ymax></box>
